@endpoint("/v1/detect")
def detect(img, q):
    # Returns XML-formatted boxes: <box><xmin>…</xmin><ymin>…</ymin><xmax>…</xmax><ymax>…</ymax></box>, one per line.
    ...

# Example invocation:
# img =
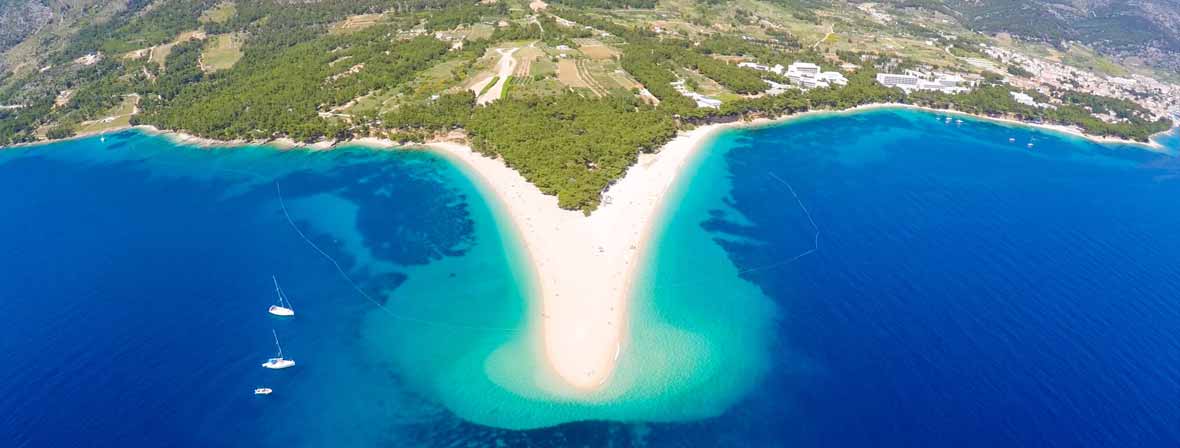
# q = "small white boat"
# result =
<box><xmin>1027</xmin><ymin>143</ymin><xmax>1035</xmax><ymax>148</ymax></box>
<box><xmin>262</xmin><ymin>329</ymin><xmax>296</xmax><ymax>370</ymax></box>
<box><xmin>1009</xmin><ymin>137</ymin><xmax>1016</xmax><ymax>143</ymax></box>
<box><xmin>955</xmin><ymin>119</ymin><xmax>963</xmax><ymax>124</ymax></box>
<box><xmin>268</xmin><ymin>276</ymin><xmax>295</xmax><ymax>317</ymax></box>
<box><xmin>254</xmin><ymin>388</ymin><xmax>273</xmax><ymax>395</ymax></box>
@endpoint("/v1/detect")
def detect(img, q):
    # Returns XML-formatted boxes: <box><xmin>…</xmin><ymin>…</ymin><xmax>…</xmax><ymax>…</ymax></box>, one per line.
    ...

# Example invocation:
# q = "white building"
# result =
<box><xmin>738</xmin><ymin>62</ymin><xmax>770</xmax><ymax>71</ymax></box>
<box><xmin>1010</xmin><ymin>91</ymin><xmax>1037</xmax><ymax>106</ymax></box>
<box><xmin>671</xmin><ymin>80</ymin><xmax>722</xmax><ymax>109</ymax></box>
<box><xmin>739</xmin><ymin>62</ymin><xmax>786</xmax><ymax>76</ymax></box>
<box><xmin>818</xmin><ymin>71</ymin><xmax>848</xmax><ymax>86</ymax></box>
<box><xmin>934</xmin><ymin>73</ymin><xmax>964</xmax><ymax>88</ymax></box>
<box><xmin>764</xmin><ymin>80</ymin><xmax>790</xmax><ymax>95</ymax></box>
<box><xmin>793</xmin><ymin>75</ymin><xmax>824</xmax><ymax>89</ymax></box>
<box><xmin>783</xmin><ymin>61</ymin><xmax>837</xmax><ymax>90</ymax></box>
<box><xmin>877</xmin><ymin>71</ymin><xmax>970</xmax><ymax>94</ymax></box>
<box><xmin>876</xmin><ymin>73</ymin><xmax>920</xmax><ymax>88</ymax></box>
<box><xmin>787</xmin><ymin>62</ymin><xmax>820</xmax><ymax>76</ymax></box>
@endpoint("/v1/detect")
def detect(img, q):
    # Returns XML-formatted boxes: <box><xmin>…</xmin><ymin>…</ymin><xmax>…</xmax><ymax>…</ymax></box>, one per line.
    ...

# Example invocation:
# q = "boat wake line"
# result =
<box><xmin>274</xmin><ymin>181</ymin><xmax>521</xmax><ymax>333</ymax></box>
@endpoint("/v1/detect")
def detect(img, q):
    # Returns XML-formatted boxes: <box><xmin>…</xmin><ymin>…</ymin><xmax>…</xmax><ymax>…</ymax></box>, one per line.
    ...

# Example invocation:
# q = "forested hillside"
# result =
<box><xmin>0</xmin><ymin>0</ymin><xmax>1174</xmax><ymax>212</ymax></box>
<box><xmin>924</xmin><ymin>0</ymin><xmax>1180</xmax><ymax>72</ymax></box>
<box><xmin>0</xmin><ymin>0</ymin><xmax>53</xmax><ymax>52</ymax></box>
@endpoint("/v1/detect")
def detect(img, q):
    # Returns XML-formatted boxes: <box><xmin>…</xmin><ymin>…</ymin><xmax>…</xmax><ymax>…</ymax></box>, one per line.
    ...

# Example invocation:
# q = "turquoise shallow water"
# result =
<box><xmin>0</xmin><ymin>131</ymin><xmax>542</xmax><ymax>446</ymax></box>
<box><xmin>3</xmin><ymin>109</ymin><xmax>1180</xmax><ymax>445</ymax></box>
<box><xmin>640</xmin><ymin>108</ymin><xmax>1180</xmax><ymax>446</ymax></box>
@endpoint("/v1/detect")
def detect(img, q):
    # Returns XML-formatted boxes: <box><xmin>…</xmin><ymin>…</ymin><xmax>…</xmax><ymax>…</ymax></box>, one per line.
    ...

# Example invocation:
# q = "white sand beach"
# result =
<box><xmin>428</xmin><ymin>124</ymin><xmax>724</xmax><ymax>390</ymax></box>
<box><xmin>424</xmin><ymin>102</ymin><xmax>1178</xmax><ymax>392</ymax></box>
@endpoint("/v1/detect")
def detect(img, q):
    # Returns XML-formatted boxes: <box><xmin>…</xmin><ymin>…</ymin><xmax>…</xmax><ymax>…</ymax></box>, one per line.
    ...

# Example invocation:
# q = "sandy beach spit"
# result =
<box><xmin>428</xmin><ymin>124</ymin><xmax>725</xmax><ymax>390</ymax></box>
<box><xmin>3</xmin><ymin>105</ymin><xmax>1170</xmax><ymax>391</ymax></box>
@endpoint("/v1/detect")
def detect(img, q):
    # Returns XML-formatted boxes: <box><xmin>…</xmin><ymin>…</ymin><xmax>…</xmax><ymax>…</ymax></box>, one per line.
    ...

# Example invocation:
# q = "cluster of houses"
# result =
<box><xmin>672</xmin><ymin>60</ymin><xmax>856</xmax><ymax>110</ymax></box>
<box><xmin>738</xmin><ymin>61</ymin><xmax>849</xmax><ymax>90</ymax></box>
<box><xmin>983</xmin><ymin>44</ymin><xmax>1180</xmax><ymax>120</ymax></box>
<box><xmin>672</xmin><ymin>58</ymin><xmax>982</xmax><ymax>110</ymax></box>
<box><xmin>874</xmin><ymin>70</ymin><xmax>971</xmax><ymax>93</ymax></box>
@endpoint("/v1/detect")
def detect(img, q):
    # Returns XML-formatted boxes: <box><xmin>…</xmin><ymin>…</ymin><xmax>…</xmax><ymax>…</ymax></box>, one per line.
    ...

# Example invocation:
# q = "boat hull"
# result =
<box><xmin>262</xmin><ymin>359</ymin><xmax>295</xmax><ymax>369</ymax></box>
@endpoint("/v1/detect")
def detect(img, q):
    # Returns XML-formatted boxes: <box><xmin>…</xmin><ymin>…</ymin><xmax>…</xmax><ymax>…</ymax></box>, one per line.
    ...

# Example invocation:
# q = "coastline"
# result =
<box><xmin>427</xmin><ymin>124</ymin><xmax>727</xmax><ymax>391</ymax></box>
<box><xmin>418</xmin><ymin>104</ymin><xmax>1176</xmax><ymax>391</ymax></box>
<box><xmin>3</xmin><ymin>104</ymin><xmax>1174</xmax><ymax>392</ymax></box>
<box><xmin>873</xmin><ymin>103</ymin><xmax>1171</xmax><ymax>152</ymax></box>
<box><xmin>3</xmin><ymin>103</ymin><xmax>1173</xmax><ymax>153</ymax></box>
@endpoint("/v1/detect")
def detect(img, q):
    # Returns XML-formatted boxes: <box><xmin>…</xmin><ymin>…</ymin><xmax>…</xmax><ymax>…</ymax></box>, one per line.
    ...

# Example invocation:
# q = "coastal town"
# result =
<box><xmin>670</xmin><ymin>47</ymin><xmax>1179</xmax><ymax>130</ymax></box>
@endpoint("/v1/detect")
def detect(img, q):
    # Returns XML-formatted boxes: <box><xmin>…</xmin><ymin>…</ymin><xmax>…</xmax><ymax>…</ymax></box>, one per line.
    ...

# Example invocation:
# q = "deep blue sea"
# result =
<box><xmin>3</xmin><ymin>109</ymin><xmax>1180</xmax><ymax>446</ymax></box>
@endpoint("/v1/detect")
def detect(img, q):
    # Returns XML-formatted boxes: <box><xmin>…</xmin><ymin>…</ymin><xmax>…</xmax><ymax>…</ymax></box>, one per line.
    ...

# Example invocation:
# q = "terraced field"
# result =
<box><xmin>514</xmin><ymin>45</ymin><xmax>546</xmax><ymax>76</ymax></box>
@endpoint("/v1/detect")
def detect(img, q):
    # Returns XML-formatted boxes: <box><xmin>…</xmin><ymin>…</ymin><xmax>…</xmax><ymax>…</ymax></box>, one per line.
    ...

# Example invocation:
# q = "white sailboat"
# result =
<box><xmin>254</xmin><ymin>388</ymin><xmax>273</xmax><ymax>395</ymax></box>
<box><xmin>261</xmin><ymin>329</ymin><xmax>295</xmax><ymax>370</ymax></box>
<box><xmin>268</xmin><ymin>276</ymin><xmax>295</xmax><ymax>317</ymax></box>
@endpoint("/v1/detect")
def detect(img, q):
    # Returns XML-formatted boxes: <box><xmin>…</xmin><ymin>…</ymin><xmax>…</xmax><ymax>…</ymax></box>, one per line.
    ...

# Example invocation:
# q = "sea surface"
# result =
<box><xmin>3</xmin><ymin>109</ymin><xmax>1180</xmax><ymax>446</ymax></box>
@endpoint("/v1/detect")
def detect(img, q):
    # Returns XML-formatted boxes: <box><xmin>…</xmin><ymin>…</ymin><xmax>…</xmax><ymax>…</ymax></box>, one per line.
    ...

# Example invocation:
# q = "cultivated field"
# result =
<box><xmin>199</xmin><ymin>2</ymin><xmax>236</xmax><ymax>24</ymax></box>
<box><xmin>579</xmin><ymin>44</ymin><xmax>618</xmax><ymax>60</ymax></box>
<box><xmin>573</xmin><ymin>39</ymin><xmax>619</xmax><ymax>60</ymax></box>
<box><xmin>200</xmin><ymin>34</ymin><xmax>243</xmax><ymax>72</ymax></box>
<box><xmin>331</xmin><ymin>14</ymin><xmax>384</xmax><ymax>34</ymax></box>
<box><xmin>557</xmin><ymin>59</ymin><xmax>592</xmax><ymax>90</ymax></box>
<box><xmin>514</xmin><ymin>46</ymin><xmax>546</xmax><ymax>76</ymax></box>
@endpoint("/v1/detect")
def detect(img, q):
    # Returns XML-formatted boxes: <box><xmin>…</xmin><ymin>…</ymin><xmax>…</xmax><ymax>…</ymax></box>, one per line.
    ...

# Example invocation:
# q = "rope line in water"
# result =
<box><xmin>733</xmin><ymin>172</ymin><xmax>821</xmax><ymax>276</ymax></box>
<box><xmin>650</xmin><ymin>172</ymin><xmax>821</xmax><ymax>293</ymax></box>
<box><xmin>275</xmin><ymin>181</ymin><xmax>520</xmax><ymax>333</ymax></box>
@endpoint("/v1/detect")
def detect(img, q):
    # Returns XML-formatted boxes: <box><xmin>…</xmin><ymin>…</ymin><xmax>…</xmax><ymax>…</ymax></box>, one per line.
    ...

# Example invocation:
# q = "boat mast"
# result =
<box><xmin>272</xmin><ymin>329</ymin><xmax>283</xmax><ymax>359</ymax></box>
<box><xmin>272</xmin><ymin>275</ymin><xmax>292</xmax><ymax>309</ymax></box>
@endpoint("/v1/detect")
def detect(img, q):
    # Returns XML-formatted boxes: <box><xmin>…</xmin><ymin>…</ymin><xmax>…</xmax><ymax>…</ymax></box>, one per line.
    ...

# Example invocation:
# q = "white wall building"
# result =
<box><xmin>1011</xmin><ymin>91</ymin><xmax>1036</xmax><ymax>106</ymax></box>
<box><xmin>787</xmin><ymin>62</ymin><xmax>820</xmax><ymax>76</ymax></box>
<box><xmin>877</xmin><ymin>71</ymin><xmax>970</xmax><ymax>94</ymax></box>
<box><xmin>876</xmin><ymin>73</ymin><xmax>920</xmax><ymax>88</ymax></box>
<box><xmin>738</xmin><ymin>62</ymin><xmax>770</xmax><ymax>72</ymax></box>
<box><xmin>818</xmin><ymin>71</ymin><xmax>848</xmax><ymax>86</ymax></box>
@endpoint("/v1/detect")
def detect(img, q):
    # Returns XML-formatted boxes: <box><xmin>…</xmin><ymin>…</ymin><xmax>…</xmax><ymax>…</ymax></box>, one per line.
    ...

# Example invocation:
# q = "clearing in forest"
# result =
<box><xmin>457</xmin><ymin>24</ymin><xmax>496</xmax><ymax>41</ymax></box>
<box><xmin>75</xmin><ymin>95</ymin><xmax>140</xmax><ymax>135</ymax></box>
<box><xmin>199</xmin><ymin>2</ymin><xmax>236</xmax><ymax>24</ymax></box>
<box><xmin>331</xmin><ymin>14</ymin><xmax>384</xmax><ymax>34</ymax></box>
<box><xmin>579</xmin><ymin>45</ymin><xmax>618</xmax><ymax>60</ymax></box>
<box><xmin>149</xmin><ymin>30</ymin><xmax>207</xmax><ymax>68</ymax></box>
<box><xmin>200</xmin><ymin>34</ymin><xmax>243</xmax><ymax>72</ymax></box>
